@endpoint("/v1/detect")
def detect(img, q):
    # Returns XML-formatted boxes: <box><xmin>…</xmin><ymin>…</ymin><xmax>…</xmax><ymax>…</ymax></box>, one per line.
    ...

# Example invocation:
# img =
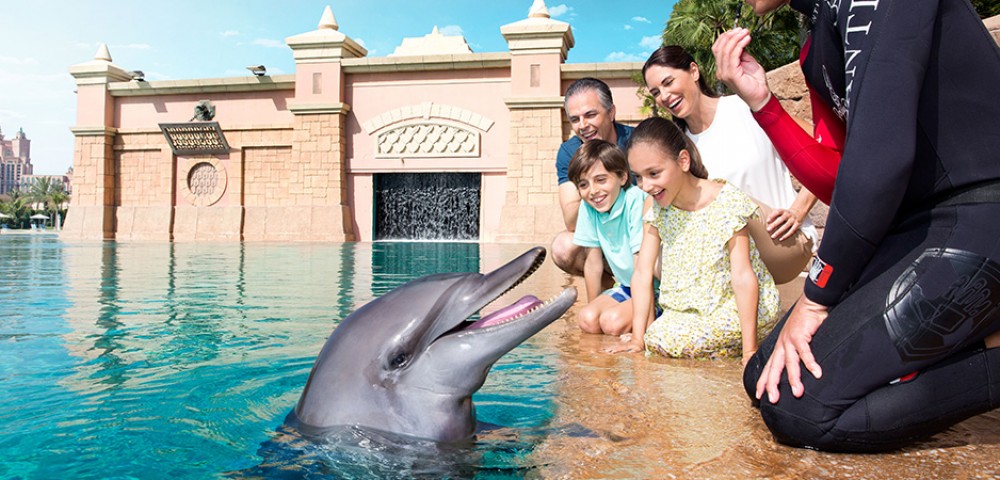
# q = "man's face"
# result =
<box><xmin>566</xmin><ymin>90</ymin><xmax>617</xmax><ymax>144</ymax></box>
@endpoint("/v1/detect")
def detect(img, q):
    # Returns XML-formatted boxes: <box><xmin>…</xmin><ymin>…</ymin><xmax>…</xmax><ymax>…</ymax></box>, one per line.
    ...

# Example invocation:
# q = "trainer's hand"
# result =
<box><xmin>713</xmin><ymin>28</ymin><xmax>771</xmax><ymax>111</ymax></box>
<box><xmin>766</xmin><ymin>208</ymin><xmax>803</xmax><ymax>241</ymax></box>
<box><xmin>756</xmin><ymin>295</ymin><xmax>828</xmax><ymax>403</ymax></box>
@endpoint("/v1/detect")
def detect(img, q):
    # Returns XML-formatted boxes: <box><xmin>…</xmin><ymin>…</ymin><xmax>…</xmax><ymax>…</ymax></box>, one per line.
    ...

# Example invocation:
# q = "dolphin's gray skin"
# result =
<box><xmin>287</xmin><ymin>247</ymin><xmax>576</xmax><ymax>443</ymax></box>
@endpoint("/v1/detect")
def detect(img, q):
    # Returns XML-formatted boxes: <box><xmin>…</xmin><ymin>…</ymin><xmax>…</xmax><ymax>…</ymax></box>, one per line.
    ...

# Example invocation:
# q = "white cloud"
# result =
<box><xmin>220</xmin><ymin>30</ymin><xmax>239</xmax><ymax>37</ymax></box>
<box><xmin>356</xmin><ymin>38</ymin><xmax>367</xmax><ymax>47</ymax></box>
<box><xmin>439</xmin><ymin>25</ymin><xmax>464</xmax><ymax>36</ymax></box>
<box><xmin>624</xmin><ymin>25</ymin><xmax>633</xmax><ymax>30</ymax></box>
<box><xmin>549</xmin><ymin>4</ymin><xmax>572</xmax><ymax>17</ymax></box>
<box><xmin>251</xmin><ymin>38</ymin><xmax>285</xmax><ymax>48</ymax></box>
<box><xmin>632</xmin><ymin>16</ymin><xmax>651</xmax><ymax>23</ymax></box>
<box><xmin>605</xmin><ymin>51</ymin><xmax>645</xmax><ymax>62</ymax></box>
<box><xmin>640</xmin><ymin>35</ymin><xmax>662</xmax><ymax>50</ymax></box>
<box><xmin>0</xmin><ymin>56</ymin><xmax>39</xmax><ymax>66</ymax></box>
<box><xmin>0</xmin><ymin>109</ymin><xmax>26</xmax><ymax>121</ymax></box>
<box><xmin>112</xmin><ymin>43</ymin><xmax>151</xmax><ymax>50</ymax></box>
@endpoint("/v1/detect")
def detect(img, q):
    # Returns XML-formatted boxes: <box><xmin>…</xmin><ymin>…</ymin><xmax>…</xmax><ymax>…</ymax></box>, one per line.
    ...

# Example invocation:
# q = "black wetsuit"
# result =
<box><xmin>743</xmin><ymin>0</ymin><xmax>1000</xmax><ymax>452</ymax></box>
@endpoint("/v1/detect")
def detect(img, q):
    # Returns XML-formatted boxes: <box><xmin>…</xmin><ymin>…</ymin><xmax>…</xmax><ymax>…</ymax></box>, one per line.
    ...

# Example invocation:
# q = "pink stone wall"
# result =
<box><xmin>63</xmin><ymin>11</ymin><xmax>646</xmax><ymax>244</ymax></box>
<box><xmin>115</xmin><ymin>92</ymin><xmax>294</xmax><ymax>128</ymax></box>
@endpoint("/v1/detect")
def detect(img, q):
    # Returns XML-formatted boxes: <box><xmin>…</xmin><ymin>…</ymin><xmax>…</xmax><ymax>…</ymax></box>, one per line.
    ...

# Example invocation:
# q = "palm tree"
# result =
<box><xmin>27</xmin><ymin>177</ymin><xmax>70</xmax><ymax>230</ymax></box>
<box><xmin>661</xmin><ymin>0</ymin><xmax>805</xmax><ymax>93</ymax></box>
<box><xmin>971</xmin><ymin>0</ymin><xmax>999</xmax><ymax>18</ymax></box>
<box><xmin>0</xmin><ymin>190</ymin><xmax>31</xmax><ymax>229</ymax></box>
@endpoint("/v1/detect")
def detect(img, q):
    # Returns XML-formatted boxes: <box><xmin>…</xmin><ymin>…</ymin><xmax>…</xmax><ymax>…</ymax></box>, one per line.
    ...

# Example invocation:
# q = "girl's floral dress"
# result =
<box><xmin>643</xmin><ymin>181</ymin><xmax>780</xmax><ymax>358</ymax></box>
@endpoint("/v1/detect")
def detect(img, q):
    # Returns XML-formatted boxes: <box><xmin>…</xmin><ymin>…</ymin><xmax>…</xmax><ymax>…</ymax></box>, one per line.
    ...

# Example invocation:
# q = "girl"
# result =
<box><xmin>607</xmin><ymin>117</ymin><xmax>779</xmax><ymax>365</ymax></box>
<box><xmin>568</xmin><ymin>140</ymin><xmax>649</xmax><ymax>335</ymax></box>
<box><xmin>642</xmin><ymin>45</ymin><xmax>817</xmax><ymax>285</ymax></box>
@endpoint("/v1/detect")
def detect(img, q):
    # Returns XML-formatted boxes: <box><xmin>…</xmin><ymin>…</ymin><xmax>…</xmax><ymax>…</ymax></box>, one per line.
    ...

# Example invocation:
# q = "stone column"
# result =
<box><xmin>497</xmin><ymin>0</ymin><xmax>574</xmax><ymax>243</ymax></box>
<box><xmin>63</xmin><ymin>45</ymin><xmax>130</xmax><ymax>241</ymax></box>
<box><xmin>275</xmin><ymin>6</ymin><xmax>366</xmax><ymax>242</ymax></box>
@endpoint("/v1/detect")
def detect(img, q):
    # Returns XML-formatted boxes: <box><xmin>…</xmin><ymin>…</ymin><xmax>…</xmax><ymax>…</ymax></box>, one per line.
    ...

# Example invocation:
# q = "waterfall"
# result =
<box><xmin>374</xmin><ymin>173</ymin><xmax>481</xmax><ymax>241</ymax></box>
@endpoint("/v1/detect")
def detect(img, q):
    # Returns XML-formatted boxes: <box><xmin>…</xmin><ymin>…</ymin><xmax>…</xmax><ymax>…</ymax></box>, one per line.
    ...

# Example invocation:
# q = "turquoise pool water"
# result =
<box><xmin>0</xmin><ymin>235</ymin><xmax>559</xmax><ymax>478</ymax></box>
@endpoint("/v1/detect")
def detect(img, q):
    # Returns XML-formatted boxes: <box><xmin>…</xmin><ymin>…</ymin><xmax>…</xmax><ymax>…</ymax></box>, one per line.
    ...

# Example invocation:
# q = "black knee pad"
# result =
<box><xmin>884</xmin><ymin>248</ymin><xmax>1000</xmax><ymax>361</ymax></box>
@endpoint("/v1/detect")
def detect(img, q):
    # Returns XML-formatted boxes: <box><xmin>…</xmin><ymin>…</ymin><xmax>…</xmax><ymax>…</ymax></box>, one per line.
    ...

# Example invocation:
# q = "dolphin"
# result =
<box><xmin>286</xmin><ymin>247</ymin><xmax>577</xmax><ymax>443</ymax></box>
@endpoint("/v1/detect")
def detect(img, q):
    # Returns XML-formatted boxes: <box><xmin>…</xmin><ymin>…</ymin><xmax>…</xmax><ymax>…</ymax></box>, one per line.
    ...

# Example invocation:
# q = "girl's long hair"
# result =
<box><xmin>627</xmin><ymin>116</ymin><xmax>709</xmax><ymax>179</ymax></box>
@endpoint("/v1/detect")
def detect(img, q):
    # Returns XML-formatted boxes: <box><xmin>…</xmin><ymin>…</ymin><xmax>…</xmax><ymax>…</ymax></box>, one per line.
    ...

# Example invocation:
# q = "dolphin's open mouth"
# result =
<box><xmin>467</xmin><ymin>295</ymin><xmax>543</xmax><ymax>329</ymax></box>
<box><xmin>440</xmin><ymin>248</ymin><xmax>575</xmax><ymax>338</ymax></box>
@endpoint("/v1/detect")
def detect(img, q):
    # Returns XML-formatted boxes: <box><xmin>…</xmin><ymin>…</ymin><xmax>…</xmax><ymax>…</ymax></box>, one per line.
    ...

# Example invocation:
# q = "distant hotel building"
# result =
<box><xmin>0</xmin><ymin>127</ymin><xmax>32</xmax><ymax>195</ymax></box>
<box><xmin>0</xmin><ymin>127</ymin><xmax>73</xmax><ymax>196</ymax></box>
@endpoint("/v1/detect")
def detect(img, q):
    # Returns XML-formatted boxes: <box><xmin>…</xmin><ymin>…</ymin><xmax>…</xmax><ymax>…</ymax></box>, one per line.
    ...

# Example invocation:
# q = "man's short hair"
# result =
<box><xmin>564</xmin><ymin>77</ymin><xmax>614</xmax><ymax>113</ymax></box>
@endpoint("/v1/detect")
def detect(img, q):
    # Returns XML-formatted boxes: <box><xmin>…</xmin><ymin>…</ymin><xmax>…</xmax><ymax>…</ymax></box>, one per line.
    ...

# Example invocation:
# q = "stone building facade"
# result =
<box><xmin>62</xmin><ymin>1</ymin><xmax>647</xmax><ymax>243</ymax></box>
<box><xmin>64</xmin><ymin>0</ymin><xmax>996</xmax><ymax>245</ymax></box>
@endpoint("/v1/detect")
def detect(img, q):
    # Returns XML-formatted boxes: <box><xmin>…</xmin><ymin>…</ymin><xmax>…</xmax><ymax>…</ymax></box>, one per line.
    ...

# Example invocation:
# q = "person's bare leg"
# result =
<box><xmin>599</xmin><ymin>299</ymin><xmax>634</xmax><ymax>336</ymax></box>
<box><xmin>551</xmin><ymin>231</ymin><xmax>586</xmax><ymax>276</ymax></box>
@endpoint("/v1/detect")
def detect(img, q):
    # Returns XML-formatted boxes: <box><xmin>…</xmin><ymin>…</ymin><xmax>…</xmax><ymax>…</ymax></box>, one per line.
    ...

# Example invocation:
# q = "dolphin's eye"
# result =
<box><xmin>390</xmin><ymin>352</ymin><xmax>410</xmax><ymax>369</ymax></box>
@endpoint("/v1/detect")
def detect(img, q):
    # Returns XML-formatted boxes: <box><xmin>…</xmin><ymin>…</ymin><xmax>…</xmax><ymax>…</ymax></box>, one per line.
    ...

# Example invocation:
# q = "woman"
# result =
<box><xmin>714</xmin><ymin>0</ymin><xmax>1000</xmax><ymax>452</ymax></box>
<box><xmin>642</xmin><ymin>45</ymin><xmax>818</xmax><ymax>284</ymax></box>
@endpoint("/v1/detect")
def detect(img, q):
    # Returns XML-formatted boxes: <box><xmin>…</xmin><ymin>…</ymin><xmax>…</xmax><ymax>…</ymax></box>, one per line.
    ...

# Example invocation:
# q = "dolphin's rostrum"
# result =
<box><xmin>286</xmin><ymin>247</ymin><xmax>577</xmax><ymax>442</ymax></box>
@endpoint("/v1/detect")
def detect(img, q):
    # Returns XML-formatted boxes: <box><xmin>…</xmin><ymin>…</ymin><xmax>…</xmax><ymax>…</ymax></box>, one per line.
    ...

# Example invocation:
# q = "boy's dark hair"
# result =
<box><xmin>568</xmin><ymin>140</ymin><xmax>631</xmax><ymax>188</ymax></box>
<box><xmin>627</xmin><ymin>116</ymin><xmax>709</xmax><ymax>179</ymax></box>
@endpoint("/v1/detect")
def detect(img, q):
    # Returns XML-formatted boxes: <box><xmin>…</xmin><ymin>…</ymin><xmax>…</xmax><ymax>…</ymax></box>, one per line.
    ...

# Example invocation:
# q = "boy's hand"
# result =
<box><xmin>604</xmin><ymin>336</ymin><xmax>645</xmax><ymax>354</ymax></box>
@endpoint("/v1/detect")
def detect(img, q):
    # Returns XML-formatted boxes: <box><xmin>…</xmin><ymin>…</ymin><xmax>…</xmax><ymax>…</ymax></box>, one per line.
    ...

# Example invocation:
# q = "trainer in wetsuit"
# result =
<box><xmin>552</xmin><ymin>78</ymin><xmax>634</xmax><ymax>276</ymax></box>
<box><xmin>714</xmin><ymin>0</ymin><xmax>1000</xmax><ymax>452</ymax></box>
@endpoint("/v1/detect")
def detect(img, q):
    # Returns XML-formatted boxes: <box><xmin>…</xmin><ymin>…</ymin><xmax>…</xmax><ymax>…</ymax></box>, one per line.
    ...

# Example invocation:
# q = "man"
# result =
<box><xmin>714</xmin><ymin>0</ymin><xmax>1000</xmax><ymax>452</ymax></box>
<box><xmin>552</xmin><ymin>78</ymin><xmax>634</xmax><ymax>276</ymax></box>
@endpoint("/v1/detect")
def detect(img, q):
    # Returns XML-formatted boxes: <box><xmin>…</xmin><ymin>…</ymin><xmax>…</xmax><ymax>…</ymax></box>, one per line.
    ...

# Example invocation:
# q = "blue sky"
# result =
<box><xmin>0</xmin><ymin>1</ymin><xmax>676</xmax><ymax>175</ymax></box>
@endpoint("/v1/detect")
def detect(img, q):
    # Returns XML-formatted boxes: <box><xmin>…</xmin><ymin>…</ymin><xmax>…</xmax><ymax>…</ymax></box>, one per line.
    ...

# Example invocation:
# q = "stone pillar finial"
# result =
<box><xmin>95</xmin><ymin>43</ymin><xmax>112</xmax><ymax>62</ymax></box>
<box><xmin>318</xmin><ymin>5</ymin><xmax>338</xmax><ymax>30</ymax></box>
<box><xmin>529</xmin><ymin>0</ymin><xmax>550</xmax><ymax>18</ymax></box>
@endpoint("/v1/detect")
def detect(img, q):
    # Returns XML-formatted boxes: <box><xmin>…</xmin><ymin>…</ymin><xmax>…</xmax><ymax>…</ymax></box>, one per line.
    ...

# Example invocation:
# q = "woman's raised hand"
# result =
<box><xmin>713</xmin><ymin>28</ymin><xmax>772</xmax><ymax>112</ymax></box>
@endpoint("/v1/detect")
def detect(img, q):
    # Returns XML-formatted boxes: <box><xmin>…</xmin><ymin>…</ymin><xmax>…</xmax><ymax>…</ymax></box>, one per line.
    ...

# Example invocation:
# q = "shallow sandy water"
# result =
<box><xmin>498</xmin><ymin>251</ymin><xmax>1000</xmax><ymax>480</ymax></box>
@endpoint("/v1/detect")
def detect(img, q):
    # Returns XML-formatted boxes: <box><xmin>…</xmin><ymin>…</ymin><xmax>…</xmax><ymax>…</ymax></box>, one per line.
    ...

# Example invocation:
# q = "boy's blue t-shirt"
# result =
<box><xmin>572</xmin><ymin>186</ymin><xmax>647</xmax><ymax>287</ymax></box>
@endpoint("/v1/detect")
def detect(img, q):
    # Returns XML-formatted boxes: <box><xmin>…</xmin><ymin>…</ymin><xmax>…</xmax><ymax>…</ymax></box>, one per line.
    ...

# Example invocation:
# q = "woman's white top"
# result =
<box><xmin>686</xmin><ymin>95</ymin><xmax>818</xmax><ymax>245</ymax></box>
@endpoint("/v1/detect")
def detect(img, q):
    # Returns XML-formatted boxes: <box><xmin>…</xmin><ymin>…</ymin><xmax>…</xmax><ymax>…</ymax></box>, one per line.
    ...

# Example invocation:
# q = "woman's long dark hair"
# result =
<box><xmin>642</xmin><ymin>45</ymin><xmax>718</xmax><ymax>132</ymax></box>
<box><xmin>627</xmin><ymin>116</ymin><xmax>709</xmax><ymax>180</ymax></box>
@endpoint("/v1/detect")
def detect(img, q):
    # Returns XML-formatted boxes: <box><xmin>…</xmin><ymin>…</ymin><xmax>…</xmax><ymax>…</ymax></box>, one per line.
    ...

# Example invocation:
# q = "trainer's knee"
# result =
<box><xmin>742</xmin><ymin>353</ymin><xmax>765</xmax><ymax>401</ymax></box>
<box><xmin>757</xmin><ymin>386</ymin><xmax>839</xmax><ymax>450</ymax></box>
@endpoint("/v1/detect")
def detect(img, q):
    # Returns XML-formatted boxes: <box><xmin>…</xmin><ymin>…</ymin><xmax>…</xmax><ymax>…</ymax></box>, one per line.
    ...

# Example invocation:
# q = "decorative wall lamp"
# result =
<box><xmin>246</xmin><ymin>65</ymin><xmax>267</xmax><ymax>76</ymax></box>
<box><xmin>159</xmin><ymin>100</ymin><xmax>230</xmax><ymax>156</ymax></box>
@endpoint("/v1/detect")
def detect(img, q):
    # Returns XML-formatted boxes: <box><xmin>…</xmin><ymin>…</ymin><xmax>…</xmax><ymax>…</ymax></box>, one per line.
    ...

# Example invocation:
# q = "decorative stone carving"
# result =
<box><xmin>376</xmin><ymin>123</ymin><xmax>479</xmax><ymax>158</ymax></box>
<box><xmin>181</xmin><ymin>158</ymin><xmax>227</xmax><ymax>207</ymax></box>
<box><xmin>188</xmin><ymin>162</ymin><xmax>219</xmax><ymax>196</ymax></box>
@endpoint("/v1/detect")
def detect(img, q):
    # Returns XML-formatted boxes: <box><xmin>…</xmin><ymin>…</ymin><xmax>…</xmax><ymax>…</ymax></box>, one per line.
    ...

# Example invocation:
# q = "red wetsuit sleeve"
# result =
<box><xmin>752</xmin><ymin>91</ymin><xmax>843</xmax><ymax>205</ymax></box>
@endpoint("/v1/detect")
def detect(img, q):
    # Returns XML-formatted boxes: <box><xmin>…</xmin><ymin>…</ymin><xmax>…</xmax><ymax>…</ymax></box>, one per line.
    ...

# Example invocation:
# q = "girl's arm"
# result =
<box><xmin>582</xmin><ymin>247</ymin><xmax>605</xmax><ymax>303</ymax></box>
<box><xmin>605</xmin><ymin>223</ymin><xmax>661</xmax><ymax>354</ymax></box>
<box><xmin>728</xmin><ymin>227</ymin><xmax>760</xmax><ymax>366</ymax></box>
